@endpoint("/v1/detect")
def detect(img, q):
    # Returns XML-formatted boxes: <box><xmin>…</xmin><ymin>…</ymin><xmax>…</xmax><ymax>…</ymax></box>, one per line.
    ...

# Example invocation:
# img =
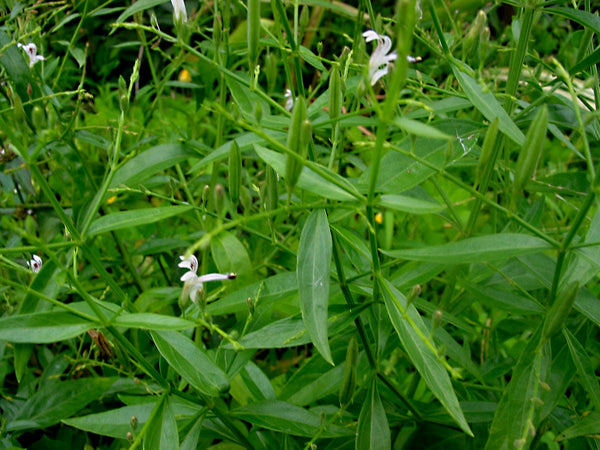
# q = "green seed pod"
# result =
<box><xmin>475</xmin><ymin>117</ymin><xmax>499</xmax><ymax>188</ymax></box>
<box><xmin>213</xmin><ymin>14</ymin><xmax>222</xmax><ymax>49</ymax></box>
<box><xmin>328</xmin><ymin>65</ymin><xmax>342</xmax><ymax>121</ymax></box>
<box><xmin>542</xmin><ymin>282</ymin><xmax>579</xmax><ymax>341</ymax></box>
<box><xmin>285</xmin><ymin>96</ymin><xmax>308</xmax><ymax>194</ymax></box>
<box><xmin>247</xmin><ymin>0</ymin><xmax>261</xmax><ymax>70</ymax></box>
<box><xmin>514</xmin><ymin>105</ymin><xmax>548</xmax><ymax>193</ymax></box>
<box><xmin>265</xmin><ymin>52</ymin><xmax>277</xmax><ymax>93</ymax></box>
<box><xmin>214</xmin><ymin>183</ymin><xmax>226</xmax><ymax>218</ymax></box>
<box><xmin>228</xmin><ymin>141</ymin><xmax>241</xmax><ymax>206</ymax></box>
<box><xmin>339</xmin><ymin>336</ymin><xmax>358</xmax><ymax>407</ymax></box>
<box><xmin>266</xmin><ymin>165</ymin><xmax>278</xmax><ymax>211</ymax></box>
<box><xmin>300</xmin><ymin>5</ymin><xmax>310</xmax><ymax>30</ymax></box>
<box><xmin>31</xmin><ymin>105</ymin><xmax>45</xmax><ymax>131</ymax></box>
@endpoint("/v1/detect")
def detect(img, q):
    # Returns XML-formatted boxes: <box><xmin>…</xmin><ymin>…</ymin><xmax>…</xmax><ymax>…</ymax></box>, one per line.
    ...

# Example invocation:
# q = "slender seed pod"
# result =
<box><xmin>329</xmin><ymin>65</ymin><xmax>342</xmax><ymax>122</ymax></box>
<box><xmin>228</xmin><ymin>141</ymin><xmax>241</xmax><ymax>206</ymax></box>
<box><xmin>475</xmin><ymin>117</ymin><xmax>499</xmax><ymax>188</ymax></box>
<box><xmin>339</xmin><ymin>337</ymin><xmax>358</xmax><ymax>407</ymax></box>
<box><xmin>247</xmin><ymin>0</ymin><xmax>261</xmax><ymax>70</ymax></box>
<box><xmin>285</xmin><ymin>96</ymin><xmax>308</xmax><ymax>194</ymax></box>
<box><xmin>514</xmin><ymin>105</ymin><xmax>548</xmax><ymax>193</ymax></box>
<box><xmin>542</xmin><ymin>282</ymin><xmax>579</xmax><ymax>341</ymax></box>
<box><xmin>266</xmin><ymin>165</ymin><xmax>278</xmax><ymax>211</ymax></box>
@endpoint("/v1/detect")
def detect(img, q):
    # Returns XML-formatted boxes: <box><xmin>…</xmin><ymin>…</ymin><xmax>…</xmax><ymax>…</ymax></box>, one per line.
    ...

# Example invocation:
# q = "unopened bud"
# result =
<box><xmin>247</xmin><ymin>297</ymin><xmax>255</xmax><ymax>316</ymax></box>
<box><xmin>130</xmin><ymin>415</ymin><xmax>138</xmax><ymax>430</ymax></box>
<box><xmin>432</xmin><ymin>310</ymin><xmax>443</xmax><ymax>329</ymax></box>
<box><xmin>407</xmin><ymin>284</ymin><xmax>421</xmax><ymax>305</ymax></box>
<box><xmin>214</xmin><ymin>184</ymin><xmax>226</xmax><ymax>217</ymax></box>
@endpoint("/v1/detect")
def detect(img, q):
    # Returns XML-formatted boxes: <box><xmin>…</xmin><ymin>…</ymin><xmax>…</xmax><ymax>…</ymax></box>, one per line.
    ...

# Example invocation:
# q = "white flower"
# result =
<box><xmin>178</xmin><ymin>255</ymin><xmax>236</xmax><ymax>304</ymax></box>
<box><xmin>362</xmin><ymin>30</ymin><xmax>420</xmax><ymax>86</ymax></box>
<box><xmin>284</xmin><ymin>89</ymin><xmax>294</xmax><ymax>112</ymax></box>
<box><xmin>27</xmin><ymin>255</ymin><xmax>42</xmax><ymax>273</ymax></box>
<box><xmin>17</xmin><ymin>43</ymin><xmax>45</xmax><ymax>68</ymax></box>
<box><xmin>170</xmin><ymin>0</ymin><xmax>187</xmax><ymax>23</ymax></box>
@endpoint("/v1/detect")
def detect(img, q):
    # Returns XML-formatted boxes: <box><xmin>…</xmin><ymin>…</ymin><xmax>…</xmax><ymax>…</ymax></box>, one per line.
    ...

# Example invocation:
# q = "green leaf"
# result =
<box><xmin>297</xmin><ymin>210</ymin><xmax>333</xmax><ymax>365</ymax></box>
<box><xmin>0</xmin><ymin>311</ymin><xmax>96</xmax><ymax>343</ymax></box>
<box><xmin>7</xmin><ymin>378</ymin><xmax>116</xmax><ymax>432</ymax></box>
<box><xmin>379</xmin><ymin>194</ymin><xmax>443</xmax><ymax>214</ymax></box>
<box><xmin>451</xmin><ymin>66</ymin><xmax>525</xmax><ymax>146</ymax></box>
<box><xmin>547</xmin><ymin>7</ymin><xmax>600</xmax><ymax>35</ymax></box>
<box><xmin>207</xmin><ymin>272</ymin><xmax>297</xmax><ymax>315</ymax></box>
<box><xmin>556</xmin><ymin>412</ymin><xmax>600</xmax><ymax>441</ymax></box>
<box><xmin>381</xmin><ymin>279</ymin><xmax>472</xmax><ymax>435</ymax></box>
<box><xmin>485</xmin><ymin>332</ymin><xmax>547</xmax><ymax>449</ymax></box>
<box><xmin>115</xmin><ymin>0</ymin><xmax>169</xmax><ymax>23</ymax></box>
<box><xmin>63</xmin><ymin>403</ymin><xmax>155</xmax><ymax>439</ymax></box>
<box><xmin>356</xmin><ymin>378</ymin><xmax>390</xmax><ymax>450</ymax></box>
<box><xmin>144</xmin><ymin>396</ymin><xmax>179</xmax><ymax>450</ymax></box>
<box><xmin>151</xmin><ymin>330</ymin><xmax>229</xmax><ymax>397</ymax></box>
<box><xmin>394</xmin><ymin>117</ymin><xmax>452</xmax><ymax>140</ymax></box>
<box><xmin>113</xmin><ymin>313</ymin><xmax>196</xmax><ymax>330</ymax></box>
<box><xmin>563</xmin><ymin>329</ymin><xmax>600</xmax><ymax>411</ymax></box>
<box><xmin>254</xmin><ymin>144</ymin><xmax>357</xmax><ymax>201</ymax></box>
<box><xmin>462</xmin><ymin>282</ymin><xmax>544</xmax><ymax>315</ymax></box>
<box><xmin>385</xmin><ymin>233</ymin><xmax>552</xmax><ymax>264</ymax></box>
<box><xmin>231</xmin><ymin>400</ymin><xmax>352</xmax><ymax>438</ymax></box>
<box><xmin>210</xmin><ymin>231</ymin><xmax>252</xmax><ymax>277</ymax></box>
<box><xmin>299</xmin><ymin>46</ymin><xmax>326</xmax><ymax>71</ymax></box>
<box><xmin>87</xmin><ymin>206</ymin><xmax>193</xmax><ymax>236</ymax></box>
<box><xmin>110</xmin><ymin>144</ymin><xmax>197</xmax><ymax>188</ymax></box>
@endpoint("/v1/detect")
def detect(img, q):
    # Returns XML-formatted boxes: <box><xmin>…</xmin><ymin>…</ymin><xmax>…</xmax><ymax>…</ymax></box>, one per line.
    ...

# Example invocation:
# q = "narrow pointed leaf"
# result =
<box><xmin>385</xmin><ymin>233</ymin><xmax>552</xmax><ymax>264</ymax></box>
<box><xmin>356</xmin><ymin>378</ymin><xmax>390</xmax><ymax>450</ymax></box>
<box><xmin>297</xmin><ymin>210</ymin><xmax>333</xmax><ymax>364</ymax></box>
<box><xmin>151</xmin><ymin>330</ymin><xmax>229</xmax><ymax>396</ymax></box>
<box><xmin>381</xmin><ymin>279</ymin><xmax>472</xmax><ymax>435</ymax></box>
<box><xmin>0</xmin><ymin>311</ymin><xmax>96</xmax><ymax>343</ymax></box>
<box><xmin>451</xmin><ymin>66</ymin><xmax>525</xmax><ymax>145</ymax></box>
<box><xmin>144</xmin><ymin>396</ymin><xmax>179</xmax><ymax>450</ymax></box>
<box><xmin>231</xmin><ymin>400</ymin><xmax>352</xmax><ymax>438</ymax></box>
<box><xmin>87</xmin><ymin>206</ymin><xmax>193</xmax><ymax>236</ymax></box>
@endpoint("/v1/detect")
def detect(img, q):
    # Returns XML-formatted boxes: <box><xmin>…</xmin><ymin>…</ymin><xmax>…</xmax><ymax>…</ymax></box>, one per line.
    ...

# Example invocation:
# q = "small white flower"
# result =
<box><xmin>284</xmin><ymin>89</ymin><xmax>294</xmax><ymax>112</ymax></box>
<box><xmin>178</xmin><ymin>255</ymin><xmax>236</xmax><ymax>304</ymax></box>
<box><xmin>17</xmin><ymin>43</ymin><xmax>45</xmax><ymax>68</ymax></box>
<box><xmin>27</xmin><ymin>255</ymin><xmax>42</xmax><ymax>273</ymax></box>
<box><xmin>170</xmin><ymin>0</ymin><xmax>187</xmax><ymax>23</ymax></box>
<box><xmin>362</xmin><ymin>30</ymin><xmax>420</xmax><ymax>86</ymax></box>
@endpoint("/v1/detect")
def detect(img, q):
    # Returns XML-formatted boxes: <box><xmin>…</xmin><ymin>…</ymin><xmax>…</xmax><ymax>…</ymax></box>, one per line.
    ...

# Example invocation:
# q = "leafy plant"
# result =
<box><xmin>1</xmin><ymin>0</ymin><xmax>600</xmax><ymax>448</ymax></box>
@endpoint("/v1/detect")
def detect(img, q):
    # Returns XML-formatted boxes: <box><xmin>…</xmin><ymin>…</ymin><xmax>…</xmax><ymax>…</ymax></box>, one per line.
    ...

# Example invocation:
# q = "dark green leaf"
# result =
<box><xmin>297</xmin><ymin>210</ymin><xmax>333</xmax><ymax>364</ymax></box>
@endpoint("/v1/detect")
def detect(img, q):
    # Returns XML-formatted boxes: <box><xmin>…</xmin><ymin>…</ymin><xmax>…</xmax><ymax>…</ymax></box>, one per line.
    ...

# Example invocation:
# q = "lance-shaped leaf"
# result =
<box><xmin>151</xmin><ymin>330</ymin><xmax>229</xmax><ymax>397</ymax></box>
<box><xmin>381</xmin><ymin>279</ymin><xmax>472</xmax><ymax>435</ymax></box>
<box><xmin>297</xmin><ymin>210</ymin><xmax>333</xmax><ymax>365</ymax></box>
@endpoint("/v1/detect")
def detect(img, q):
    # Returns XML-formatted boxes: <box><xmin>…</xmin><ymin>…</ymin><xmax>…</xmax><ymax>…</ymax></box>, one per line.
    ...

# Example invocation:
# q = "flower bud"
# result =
<box><xmin>266</xmin><ymin>165</ymin><xmax>278</xmax><ymax>211</ymax></box>
<box><xmin>214</xmin><ymin>183</ymin><xmax>226</xmax><ymax>217</ymax></box>
<box><xmin>130</xmin><ymin>415</ymin><xmax>138</xmax><ymax>430</ymax></box>
<box><xmin>406</xmin><ymin>284</ymin><xmax>421</xmax><ymax>306</ymax></box>
<box><xmin>285</xmin><ymin>96</ymin><xmax>308</xmax><ymax>194</ymax></box>
<box><xmin>328</xmin><ymin>65</ymin><xmax>342</xmax><ymax>122</ymax></box>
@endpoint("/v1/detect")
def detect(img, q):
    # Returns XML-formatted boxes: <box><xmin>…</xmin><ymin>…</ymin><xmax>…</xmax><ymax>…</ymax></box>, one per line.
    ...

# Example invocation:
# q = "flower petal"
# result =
<box><xmin>197</xmin><ymin>273</ymin><xmax>237</xmax><ymax>283</ymax></box>
<box><xmin>180</xmin><ymin>271</ymin><xmax>197</xmax><ymax>282</ymax></box>
<box><xmin>362</xmin><ymin>30</ymin><xmax>381</xmax><ymax>43</ymax></box>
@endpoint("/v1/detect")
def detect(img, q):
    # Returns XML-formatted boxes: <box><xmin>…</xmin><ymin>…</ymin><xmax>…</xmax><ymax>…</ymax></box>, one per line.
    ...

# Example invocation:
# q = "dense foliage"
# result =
<box><xmin>1</xmin><ymin>0</ymin><xmax>600</xmax><ymax>448</ymax></box>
